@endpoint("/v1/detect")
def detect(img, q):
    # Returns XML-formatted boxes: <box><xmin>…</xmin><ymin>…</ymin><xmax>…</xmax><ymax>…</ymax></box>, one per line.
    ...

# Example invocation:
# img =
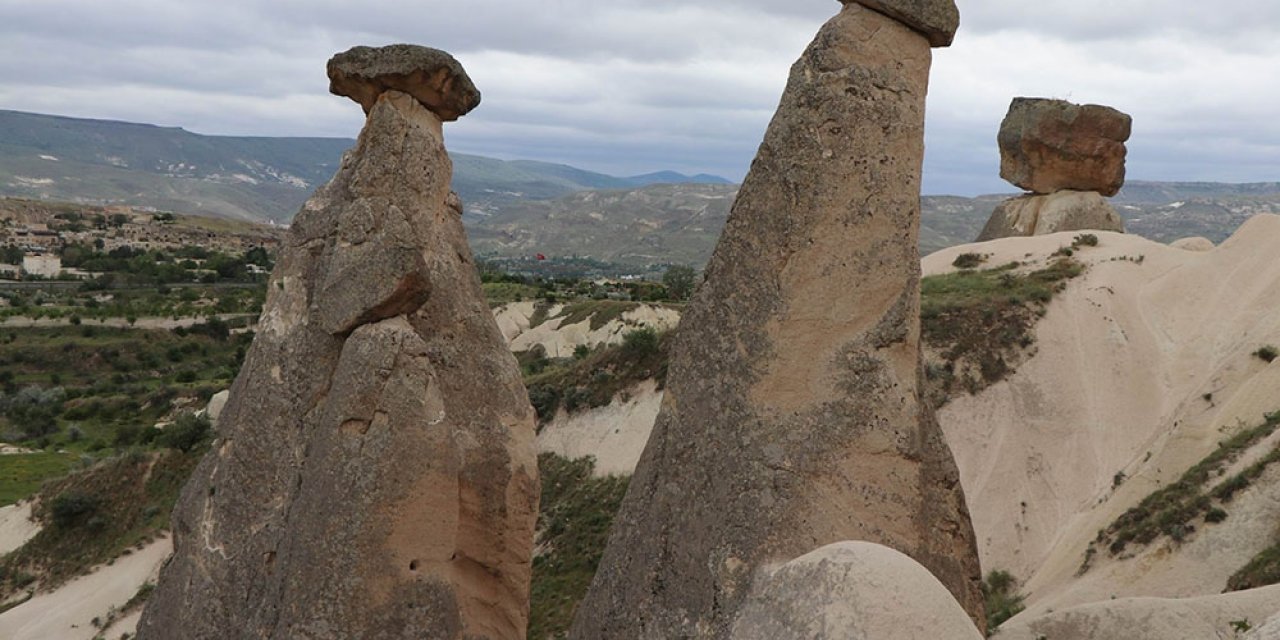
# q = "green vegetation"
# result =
<box><xmin>529</xmin><ymin>454</ymin><xmax>629</xmax><ymax>640</ymax></box>
<box><xmin>922</xmin><ymin>258</ymin><xmax>1083</xmax><ymax>398</ymax></box>
<box><xmin>60</xmin><ymin>243</ymin><xmax>272</xmax><ymax>286</ymax></box>
<box><xmin>951</xmin><ymin>253</ymin><xmax>987</xmax><ymax>269</ymax></box>
<box><xmin>1090</xmin><ymin>412</ymin><xmax>1280</xmax><ymax>563</ymax></box>
<box><xmin>554</xmin><ymin>300</ymin><xmax>641</xmax><ymax>331</ymax></box>
<box><xmin>662</xmin><ymin>265</ymin><xmax>697</xmax><ymax>300</ymax></box>
<box><xmin>0</xmin><ymin>324</ymin><xmax>246</xmax><ymax>484</ymax></box>
<box><xmin>0</xmin><ymin>447</ymin><xmax>204</xmax><ymax>598</ymax></box>
<box><xmin>1255</xmin><ymin>345</ymin><xmax>1279</xmax><ymax>364</ymax></box>
<box><xmin>982</xmin><ymin>570</ymin><xmax>1027</xmax><ymax>634</ymax></box>
<box><xmin>525</xmin><ymin>329</ymin><xmax>671</xmax><ymax>424</ymax></box>
<box><xmin>0</xmin><ymin>452</ymin><xmax>78</xmax><ymax>506</ymax></box>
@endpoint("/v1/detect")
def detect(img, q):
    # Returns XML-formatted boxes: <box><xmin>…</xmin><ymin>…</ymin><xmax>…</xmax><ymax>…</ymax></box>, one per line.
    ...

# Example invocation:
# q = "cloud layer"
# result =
<box><xmin>1</xmin><ymin>1</ymin><xmax>1278</xmax><ymax>194</ymax></box>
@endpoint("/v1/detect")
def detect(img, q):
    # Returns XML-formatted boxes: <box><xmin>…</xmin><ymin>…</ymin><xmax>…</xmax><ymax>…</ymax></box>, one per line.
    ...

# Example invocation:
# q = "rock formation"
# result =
<box><xmin>137</xmin><ymin>45</ymin><xmax>538</xmax><ymax>640</ymax></box>
<box><xmin>730</xmin><ymin>542</ymin><xmax>983</xmax><ymax>640</ymax></box>
<box><xmin>569</xmin><ymin>2</ymin><xmax>983</xmax><ymax>638</ymax></box>
<box><xmin>977</xmin><ymin>190</ymin><xmax>1123</xmax><ymax>242</ymax></box>
<box><xmin>979</xmin><ymin>97</ymin><xmax>1131</xmax><ymax>241</ymax></box>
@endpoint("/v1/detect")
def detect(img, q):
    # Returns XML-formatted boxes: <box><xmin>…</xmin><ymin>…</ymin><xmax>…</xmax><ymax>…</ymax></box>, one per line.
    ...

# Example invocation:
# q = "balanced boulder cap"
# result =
<box><xmin>839</xmin><ymin>0</ymin><xmax>960</xmax><ymax>47</ymax></box>
<box><xmin>328</xmin><ymin>44</ymin><xmax>481</xmax><ymax>120</ymax></box>
<box><xmin>998</xmin><ymin>97</ymin><xmax>1132</xmax><ymax>197</ymax></box>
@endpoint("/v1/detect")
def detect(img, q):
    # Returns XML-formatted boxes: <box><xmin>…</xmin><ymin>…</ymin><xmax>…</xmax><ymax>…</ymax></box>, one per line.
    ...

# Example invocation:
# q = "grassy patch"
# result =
<box><xmin>529</xmin><ymin>454</ymin><xmax>629</xmax><ymax>640</ymax></box>
<box><xmin>0</xmin><ymin>446</ymin><xmax>203</xmax><ymax>598</ymax></box>
<box><xmin>921</xmin><ymin>258</ymin><xmax>1083</xmax><ymax>399</ymax></box>
<box><xmin>483</xmin><ymin>282</ymin><xmax>544</xmax><ymax>307</ymax></box>
<box><xmin>983</xmin><ymin>570</ymin><xmax>1026</xmax><ymax>634</ymax></box>
<box><xmin>524</xmin><ymin>329</ymin><xmax>671</xmax><ymax>424</ymax></box>
<box><xmin>0</xmin><ymin>452</ymin><xmax>79</xmax><ymax>506</ymax></box>
<box><xmin>1088</xmin><ymin>412</ymin><xmax>1280</xmax><ymax>565</ymax></box>
<box><xmin>553</xmin><ymin>300</ymin><xmax>640</xmax><ymax>331</ymax></box>
<box><xmin>1228</xmin><ymin>542</ymin><xmax>1280</xmax><ymax>592</ymax></box>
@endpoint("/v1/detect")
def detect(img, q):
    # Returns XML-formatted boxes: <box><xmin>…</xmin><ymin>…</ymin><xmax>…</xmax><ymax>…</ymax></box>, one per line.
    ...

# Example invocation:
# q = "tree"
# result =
<box><xmin>663</xmin><ymin>265</ymin><xmax>697</xmax><ymax>301</ymax></box>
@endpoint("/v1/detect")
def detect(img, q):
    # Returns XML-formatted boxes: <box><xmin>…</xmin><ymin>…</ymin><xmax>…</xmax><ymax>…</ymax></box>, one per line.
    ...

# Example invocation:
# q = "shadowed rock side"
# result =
<box><xmin>569</xmin><ymin>4</ymin><xmax>982</xmax><ymax>638</ymax></box>
<box><xmin>137</xmin><ymin>87</ymin><xmax>537</xmax><ymax>639</ymax></box>
<box><xmin>977</xmin><ymin>190</ymin><xmax>1124</xmax><ymax>241</ymax></box>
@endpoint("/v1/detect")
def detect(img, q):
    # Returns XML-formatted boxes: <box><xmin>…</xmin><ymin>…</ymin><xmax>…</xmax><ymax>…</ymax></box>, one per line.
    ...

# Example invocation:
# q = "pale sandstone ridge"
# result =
<box><xmin>731</xmin><ymin>542</ymin><xmax>983</xmax><ymax>640</ymax></box>
<box><xmin>328</xmin><ymin>44</ymin><xmax>481</xmax><ymax>120</ymax></box>
<box><xmin>138</xmin><ymin>48</ymin><xmax>537</xmax><ymax>640</ymax></box>
<box><xmin>998</xmin><ymin>97</ymin><xmax>1132</xmax><ymax>197</ymax></box>
<box><xmin>976</xmin><ymin>190</ymin><xmax>1123</xmax><ymax>241</ymax></box>
<box><xmin>570</xmin><ymin>3</ymin><xmax>982</xmax><ymax>638</ymax></box>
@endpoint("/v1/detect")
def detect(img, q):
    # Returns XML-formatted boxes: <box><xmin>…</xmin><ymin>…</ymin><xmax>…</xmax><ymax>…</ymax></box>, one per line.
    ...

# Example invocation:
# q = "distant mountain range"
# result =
<box><xmin>3</xmin><ymin>109</ymin><xmax>1279</xmax><ymax>268</ymax></box>
<box><xmin>0</xmin><ymin>109</ymin><xmax>729</xmax><ymax>223</ymax></box>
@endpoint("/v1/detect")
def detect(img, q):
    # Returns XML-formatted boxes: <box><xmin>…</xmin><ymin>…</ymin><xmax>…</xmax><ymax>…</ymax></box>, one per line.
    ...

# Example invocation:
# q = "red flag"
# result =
<box><xmin>536</xmin><ymin>253</ymin><xmax>546</xmax><ymax>261</ymax></box>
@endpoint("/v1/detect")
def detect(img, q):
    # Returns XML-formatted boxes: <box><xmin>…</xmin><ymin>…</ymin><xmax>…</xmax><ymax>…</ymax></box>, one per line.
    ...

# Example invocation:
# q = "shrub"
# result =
<box><xmin>983</xmin><ymin>570</ymin><xmax>1026</xmax><ymax>631</ymax></box>
<box><xmin>157</xmin><ymin>413</ymin><xmax>212</xmax><ymax>453</ymax></box>
<box><xmin>1255</xmin><ymin>346</ymin><xmax>1279</xmax><ymax>363</ymax></box>
<box><xmin>621</xmin><ymin>327</ymin><xmax>659</xmax><ymax>357</ymax></box>
<box><xmin>50</xmin><ymin>491</ymin><xmax>101</xmax><ymax>529</ymax></box>
<box><xmin>951</xmin><ymin>253</ymin><xmax>986</xmax><ymax>269</ymax></box>
<box><xmin>1073</xmin><ymin>234</ymin><xmax>1099</xmax><ymax>248</ymax></box>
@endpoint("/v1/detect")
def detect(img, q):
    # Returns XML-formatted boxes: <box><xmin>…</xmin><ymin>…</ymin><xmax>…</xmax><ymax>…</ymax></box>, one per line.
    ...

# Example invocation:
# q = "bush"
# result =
<box><xmin>621</xmin><ymin>327</ymin><xmax>659</xmax><ymax>357</ymax></box>
<box><xmin>982</xmin><ymin>570</ymin><xmax>1026</xmax><ymax>631</ymax></box>
<box><xmin>157</xmin><ymin>413</ymin><xmax>212</xmax><ymax>453</ymax></box>
<box><xmin>50</xmin><ymin>491</ymin><xmax>101</xmax><ymax>529</ymax></box>
<box><xmin>1255</xmin><ymin>346</ymin><xmax>1279</xmax><ymax>363</ymax></box>
<box><xmin>951</xmin><ymin>253</ymin><xmax>986</xmax><ymax>269</ymax></box>
<box><xmin>1073</xmin><ymin>234</ymin><xmax>1099</xmax><ymax>248</ymax></box>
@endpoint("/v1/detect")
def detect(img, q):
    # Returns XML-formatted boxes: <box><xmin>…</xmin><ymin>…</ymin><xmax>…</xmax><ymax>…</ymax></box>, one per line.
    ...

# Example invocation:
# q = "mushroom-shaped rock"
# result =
<box><xmin>998</xmin><ymin>97</ymin><xmax>1132</xmax><ymax>196</ymax></box>
<box><xmin>840</xmin><ymin>0</ymin><xmax>959</xmax><ymax>47</ymax></box>
<box><xmin>328</xmin><ymin>44</ymin><xmax>481</xmax><ymax>120</ymax></box>
<box><xmin>730</xmin><ymin>542</ymin><xmax>983</xmax><ymax>640</ymax></box>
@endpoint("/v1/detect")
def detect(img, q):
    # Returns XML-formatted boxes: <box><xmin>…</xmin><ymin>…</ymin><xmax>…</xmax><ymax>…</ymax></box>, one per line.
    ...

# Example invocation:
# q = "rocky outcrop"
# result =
<box><xmin>981</xmin><ymin>97</ymin><xmax>1131</xmax><ymax>241</ymax></box>
<box><xmin>998</xmin><ymin>98</ymin><xmax>1131</xmax><ymax>197</ymax></box>
<box><xmin>570</xmin><ymin>3</ymin><xmax>983</xmax><ymax>638</ymax></box>
<box><xmin>328</xmin><ymin>44</ymin><xmax>481</xmax><ymax>120</ymax></box>
<box><xmin>138</xmin><ymin>45</ymin><xmax>537</xmax><ymax>640</ymax></box>
<box><xmin>840</xmin><ymin>0</ymin><xmax>960</xmax><ymax>46</ymax></box>
<box><xmin>730</xmin><ymin>542</ymin><xmax>983</xmax><ymax>640</ymax></box>
<box><xmin>1171</xmin><ymin>236</ymin><xmax>1215</xmax><ymax>251</ymax></box>
<box><xmin>976</xmin><ymin>190</ymin><xmax>1123</xmax><ymax>241</ymax></box>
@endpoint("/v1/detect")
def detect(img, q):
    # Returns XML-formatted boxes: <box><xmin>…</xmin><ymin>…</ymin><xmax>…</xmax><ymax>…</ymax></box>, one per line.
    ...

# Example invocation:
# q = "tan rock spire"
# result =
<box><xmin>137</xmin><ymin>45</ymin><xmax>538</xmax><ymax>640</ymax></box>
<box><xmin>569</xmin><ymin>3</ymin><xmax>983</xmax><ymax>638</ymax></box>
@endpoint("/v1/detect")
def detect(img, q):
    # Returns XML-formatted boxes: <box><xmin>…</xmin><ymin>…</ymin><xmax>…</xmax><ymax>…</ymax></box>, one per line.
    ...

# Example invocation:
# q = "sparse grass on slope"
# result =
<box><xmin>1084</xmin><ymin>412</ymin><xmax>1280</xmax><ymax>571</ymax></box>
<box><xmin>0</xmin><ymin>452</ymin><xmax>78</xmax><ymax>507</ymax></box>
<box><xmin>529</xmin><ymin>454</ymin><xmax>629</xmax><ymax>640</ymax></box>
<box><xmin>921</xmin><ymin>257</ymin><xmax>1083</xmax><ymax>401</ymax></box>
<box><xmin>982</xmin><ymin>570</ymin><xmax>1027</xmax><ymax>635</ymax></box>
<box><xmin>524</xmin><ymin>328</ymin><xmax>670</xmax><ymax>425</ymax></box>
<box><xmin>0</xmin><ymin>444</ymin><xmax>205</xmax><ymax>599</ymax></box>
<box><xmin>552</xmin><ymin>300</ymin><xmax>640</xmax><ymax>331</ymax></box>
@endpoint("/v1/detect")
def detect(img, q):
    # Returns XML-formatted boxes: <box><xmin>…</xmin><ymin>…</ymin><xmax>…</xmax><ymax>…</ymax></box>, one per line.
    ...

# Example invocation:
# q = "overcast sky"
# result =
<box><xmin>2</xmin><ymin>1</ymin><xmax>1279</xmax><ymax>195</ymax></box>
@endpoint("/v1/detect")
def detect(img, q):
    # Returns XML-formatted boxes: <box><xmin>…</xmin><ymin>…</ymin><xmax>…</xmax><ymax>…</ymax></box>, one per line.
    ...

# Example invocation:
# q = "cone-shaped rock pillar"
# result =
<box><xmin>137</xmin><ymin>45</ymin><xmax>538</xmax><ymax>640</ymax></box>
<box><xmin>569</xmin><ymin>4</ymin><xmax>983</xmax><ymax>637</ymax></box>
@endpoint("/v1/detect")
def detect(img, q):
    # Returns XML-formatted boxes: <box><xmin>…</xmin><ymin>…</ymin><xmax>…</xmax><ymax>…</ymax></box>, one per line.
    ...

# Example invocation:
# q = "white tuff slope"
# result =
<box><xmin>926</xmin><ymin>216</ymin><xmax>1280</xmax><ymax>622</ymax></box>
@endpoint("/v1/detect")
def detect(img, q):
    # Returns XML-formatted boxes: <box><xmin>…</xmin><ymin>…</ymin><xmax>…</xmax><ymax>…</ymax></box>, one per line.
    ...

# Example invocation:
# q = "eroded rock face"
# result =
<box><xmin>138</xmin><ymin>54</ymin><xmax>537</xmax><ymax>639</ymax></box>
<box><xmin>998</xmin><ymin>98</ymin><xmax>1132</xmax><ymax>197</ymax></box>
<box><xmin>730</xmin><ymin>542</ymin><xmax>984</xmax><ymax>640</ymax></box>
<box><xmin>977</xmin><ymin>190</ymin><xmax>1124</xmax><ymax>241</ymax></box>
<box><xmin>329</xmin><ymin>44</ymin><xmax>482</xmax><ymax>120</ymax></box>
<box><xmin>841</xmin><ymin>0</ymin><xmax>960</xmax><ymax>46</ymax></box>
<box><xmin>569</xmin><ymin>4</ymin><xmax>982</xmax><ymax>638</ymax></box>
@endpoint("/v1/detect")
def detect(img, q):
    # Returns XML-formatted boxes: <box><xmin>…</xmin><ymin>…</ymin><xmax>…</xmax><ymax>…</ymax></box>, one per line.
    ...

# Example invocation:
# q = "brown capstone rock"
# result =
<box><xmin>998</xmin><ymin>97</ymin><xmax>1132</xmax><ymax>196</ymax></box>
<box><xmin>568</xmin><ymin>4</ymin><xmax>982</xmax><ymax>638</ymax></box>
<box><xmin>977</xmin><ymin>190</ymin><xmax>1125</xmax><ymax>241</ymax></box>
<box><xmin>137</xmin><ymin>65</ymin><xmax>537</xmax><ymax>639</ymax></box>
<box><xmin>328</xmin><ymin>44</ymin><xmax>481</xmax><ymax>120</ymax></box>
<box><xmin>840</xmin><ymin>0</ymin><xmax>960</xmax><ymax>47</ymax></box>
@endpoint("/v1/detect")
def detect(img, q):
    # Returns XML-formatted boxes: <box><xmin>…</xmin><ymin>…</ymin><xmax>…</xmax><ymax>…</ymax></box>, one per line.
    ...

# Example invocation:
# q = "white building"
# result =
<box><xmin>22</xmin><ymin>253</ymin><xmax>62</xmax><ymax>278</ymax></box>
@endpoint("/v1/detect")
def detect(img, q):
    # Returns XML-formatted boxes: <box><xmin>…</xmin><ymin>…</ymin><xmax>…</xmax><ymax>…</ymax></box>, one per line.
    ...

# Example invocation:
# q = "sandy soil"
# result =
<box><xmin>537</xmin><ymin>380</ymin><xmax>663</xmax><ymax>476</ymax></box>
<box><xmin>0</xmin><ymin>537</ymin><xmax>171</xmax><ymax>640</ymax></box>
<box><xmin>0</xmin><ymin>502</ymin><xmax>40</xmax><ymax>556</ymax></box>
<box><xmin>926</xmin><ymin>216</ymin><xmax>1280</xmax><ymax>619</ymax></box>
